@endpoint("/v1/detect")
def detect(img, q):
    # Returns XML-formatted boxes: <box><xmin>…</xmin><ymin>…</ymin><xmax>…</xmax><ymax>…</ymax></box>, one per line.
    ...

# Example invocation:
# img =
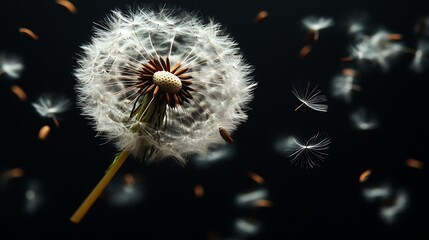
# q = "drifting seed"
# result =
<box><xmin>219</xmin><ymin>127</ymin><xmax>233</xmax><ymax>143</ymax></box>
<box><xmin>248</xmin><ymin>172</ymin><xmax>265</xmax><ymax>184</ymax></box>
<box><xmin>255</xmin><ymin>199</ymin><xmax>272</xmax><ymax>207</ymax></box>
<box><xmin>405</xmin><ymin>158</ymin><xmax>424</xmax><ymax>169</ymax></box>
<box><xmin>55</xmin><ymin>0</ymin><xmax>77</xmax><ymax>14</ymax></box>
<box><xmin>19</xmin><ymin>28</ymin><xmax>39</xmax><ymax>40</ymax></box>
<box><xmin>359</xmin><ymin>169</ymin><xmax>372</xmax><ymax>183</ymax></box>
<box><xmin>388</xmin><ymin>33</ymin><xmax>402</xmax><ymax>41</ymax></box>
<box><xmin>124</xmin><ymin>173</ymin><xmax>136</xmax><ymax>185</ymax></box>
<box><xmin>341</xmin><ymin>68</ymin><xmax>358</xmax><ymax>77</ymax></box>
<box><xmin>194</xmin><ymin>184</ymin><xmax>204</xmax><ymax>198</ymax></box>
<box><xmin>10</xmin><ymin>85</ymin><xmax>27</xmax><ymax>101</ymax></box>
<box><xmin>38</xmin><ymin>125</ymin><xmax>51</xmax><ymax>140</ymax></box>
<box><xmin>254</xmin><ymin>10</ymin><xmax>268</xmax><ymax>23</ymax></box>
<box><xmin>4</xmin><ymin>168</ymin><xmax>24</xmax><ymax>179</ymax></box>
<box><xmin>299</xmin><ymin>45</ymin><xmax>312</xmax><ymax>58</ymax></box>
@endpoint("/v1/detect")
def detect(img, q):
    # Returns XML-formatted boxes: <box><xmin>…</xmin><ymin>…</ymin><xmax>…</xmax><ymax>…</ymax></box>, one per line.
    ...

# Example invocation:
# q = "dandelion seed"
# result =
<box><xmin>254</xmin><ymin>199</ymin><xmax>272</xmax><ymax>207</ymax></box>
<box><xmin>292</xmin><ymin>80</ymin><xmax>328</xmax><ymax>112</ymax></box>
<box><xmin>38</xmin><ymin>125</ymin><xmax>51</xmax><ymax>140</ymax></box>
<box><xmin>247</xmin><ymin>172</ymin><xmax>265</xmax><ymax>184</ymax></box>
<box><xmin>71</xmin><ymin>6</ymin><xmax>256</xmax><ymax>223</ymax></box>
<box><xmin>283</xmin><ymin>132</ymin><xmax>331</xmax><ymax>169</ymax></box>
<box><xmin>405</xmin><ymin>158</ymin><xmax>424</xmax><ymax>169</ymax></box>
<box><xmin>350</xmin><ymin>107</ymin><xmax>378</xmax><ymax>130</ymax></box>
<box><xmin>194</xmin><ymin>184</ymin><xmax>204</xmax><ymax>198</ymax></box>
<box><xmin>254</xmin><ymin>10</ymin><xmax>268</xmax><ymax>23</ymax></box>
<box><xmin>32</xmin><ymin>93</ymin><xmax>72</xmax><ymax>127</ymax></box>
<box><xmin>345</xmin><ymin>30</ymin><xmax>404</xmax><ymax>71</ymax></box>
<box><xmin>359</xmin><ymin>169</ymin><xmax>372</xmax><ymax>183</ymax></box>
<box><xmin>302</xmin><ymin>16</ymin><xmax>334</xmax><ymax>42</ymax></box>
<box><xmin>341</xmin><ymin>68</ymin><xmax>358</xmax><ymax>77</ymax></box>
<box><xmin>55</xmin><ymin>0</ymin><xmax>77</xmax><ymax>14</ymax></box>
<box><xmin>298</xmin><ymin>45</ymin><xmax>312</xmax><ymax>58</ymax></box>
<box><xmin>19</xmin><ymin>27</ymin><xmax>39</xmax><ymax>40</ymax></box>
<box><xmin>0</xmin><ymin>52</ymin><xmax>24</xmax><ymax>79</ymax></box>
<box><xmin>331</xmin><ymin>74</ymin><xmax>361</xmax><ymax>103</ymax></box>
<box><xmin>235</xmin><ymin>188</ymin><xmax>269</xmax><ymax>208</ymax></box>
<box><xmin>10</xmin><ymin>85</ymin><xmax>27</xmax><ymax>101</ymax></box>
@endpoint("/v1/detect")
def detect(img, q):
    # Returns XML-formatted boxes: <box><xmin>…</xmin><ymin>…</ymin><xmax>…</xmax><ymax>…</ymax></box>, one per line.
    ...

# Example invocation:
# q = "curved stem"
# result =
<box><xmin>70</xmin><ymin>150</ymin><xmax>131</xmax><ymax>224</ymax></box>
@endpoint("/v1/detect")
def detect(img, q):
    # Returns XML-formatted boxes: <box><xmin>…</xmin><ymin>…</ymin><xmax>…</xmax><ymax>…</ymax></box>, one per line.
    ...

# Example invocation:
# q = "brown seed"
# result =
<box><xmin>405</xmin><ymin>158</ymin><xmax>424</xmax><ymax>169</ymax></box>
<box><xmin>194</xmin><ymin>184</ymin><xmax>204</xmax><ymax>198</ymax></box>
<box><xmin>248</xmin><ymin>172</ymin><xmax>265</xmax><ymax>184</ymax></box>
<box><xmin>19</xmin><ymin>27</ymin><xmax>39</xmax><ymax>40</ymax></box>
<box><xmin>254</xmin><ymin>10</ymin><xmax>268</xmax><ymax>23</ymax></box>
<box><xmin>387</xmin><ymin>33</ymin><xmax>402</xmax><ymax>41</ymax></box>
<box><xmin>298</xmin><ymin>45</ymin><xmax>312</xmax><ymax>58</ymax></box>
<box><xmin>10</xmin><ymin>85</ymin><xmax>27</xmax><ymax>101</ymax></box>
<box><xmin>38</xmin><ymin>125</ymin><xmax>51</xmax><ymax>140</ymax></box>
<box><xmin>254</xmin><ymin>199</ymin><xmax>272</xmax><ymax>207</ymax></box>
<box><xmin>219</xmin><ymin>127</ymin><xmax>233</xmax><ymax>143</ymax></box>
<box><xmin>359</xmin><ymin>169</ymin><xmax>372</xmax><ymax>183</ymax></box>
<box><xmin>341</xmin><ymin>68</ymin><xmax>358</xmax><ymax>77</ymax></box>
<box><xmin>55</xmin><ymin>0</ymin><xmax>77</xmax><ymax>14</ymax></box>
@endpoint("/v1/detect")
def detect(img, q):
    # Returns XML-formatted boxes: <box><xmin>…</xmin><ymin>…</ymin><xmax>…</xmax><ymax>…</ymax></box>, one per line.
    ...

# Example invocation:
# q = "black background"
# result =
<box><xmin>1</xmin><ymin>0</ymin><xmax>429</xmax><ymax>239</ymax></box>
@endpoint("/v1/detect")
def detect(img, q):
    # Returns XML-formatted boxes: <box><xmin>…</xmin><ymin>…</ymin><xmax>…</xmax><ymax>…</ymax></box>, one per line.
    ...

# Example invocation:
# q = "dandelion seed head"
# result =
<box><xmin>349</xmin><ymin>30</ymin><xmax>404</xmax><ymax>71</ymax></box>
<box><xmin>0</xmin><ymin>52</ymin><xmax>24</xmax><ymax>79</ymax></box>
<box><xmin>32</xmin><ymin>93</ymin><xmax>72</xmax><ymax>118</ymax></box>
<box><xmin>302</xmin><ymin>16</ymin><xmax>334</xmax><ymax>31</ymax></box>
<box><xmin>292</xmin><ymin>80</ymin><xmax>328</xmax><ymax>112</ymax></box>
<box><xmin>74</xmin><ymin>6</ymin><xmax>256</xmax><ymax>164</ymax></box>
<box><xmin>283</xmin><ymin>132</ymin><xmax>331</xmax><ymax>169</ymax></box>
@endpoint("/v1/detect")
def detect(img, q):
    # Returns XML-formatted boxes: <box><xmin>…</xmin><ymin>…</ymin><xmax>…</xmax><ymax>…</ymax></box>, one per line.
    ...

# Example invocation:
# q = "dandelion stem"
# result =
<box><xmin>70</xmin><ymin>150</ymin><xmax>131</xmax><ymax>224</ymax></box>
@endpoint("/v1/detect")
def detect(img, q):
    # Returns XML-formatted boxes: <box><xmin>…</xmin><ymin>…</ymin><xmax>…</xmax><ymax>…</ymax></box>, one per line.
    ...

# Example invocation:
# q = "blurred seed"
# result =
<box><xmin>19</xmin><ymin>28</ymin><xmax>39</xmax><ymax>40</ymax></box>
<box><xmin>10</xmin><ymin>85</ymin><xmax>27</xmax><ymax>101</ymax></box>
<box><xmin>248</xmin><ymin>172</ymin><xmax>265</xmax><ymax>184</ymax></box>
<box><xmin>194</xmin><ymin>184</ymin><xmax>204</xmax><ymax>198</ymax></box>
<box><xmin>388</xmin><ymin>33</ymin><xmax>402</xmax><ymax>41</ymax></box>
<box><xmin>359</xmin><ymin>169</ymin><xmax>372</xmax><ymax>183</ymax></box>
<box><xmin>219</xmin><ymin>127</ymin><xmax>233</xmax><ymax>143</ymax></box>
<box><xmin>255</xmin><ymin>199</ymin><xmax>272</xmax><ymax>207</ymax></box>
<box><xmin>55</xmin><ymin>0</ymin><xmax>77</xmax><ymax>14</ymax></box>
<box><xmin>405</xmin><ymin>158</ymin><xmax>424</xmax><ymax>169</ymax></box>
<box><xmin>5</xmin><ymin>167</ymin><xmax>24</xmax><ymax>179</ymax></box>
<box><xmin>124</xmin><ymin>173</ymin><xmax>136</xmax><ymax>185</ymax></box>
<box><xmin>38</xmin><ymin>125</ymin><xmax>51</xmax><ymax>140</ymax></box>
<box><xmin>341</xmin><ymin>68</ymin><xmax>358</xmax><ymax>77</ymax></box>
<box><xmin>254</xmin><ymin>10</ymin><xmax>268</xmax><ymax>23</ymax></box>
<box><xmin>299</xmin><ymin>45</ymin><xmax>312</xmax><ymax>58</ymax></box>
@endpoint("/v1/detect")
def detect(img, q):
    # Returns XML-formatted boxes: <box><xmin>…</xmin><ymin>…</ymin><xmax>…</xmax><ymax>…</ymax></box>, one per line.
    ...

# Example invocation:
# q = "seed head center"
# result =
<box><xmin>153</xmin><ymin>71</ymin><xmax>182</xmax><ymax>93</ymax></box>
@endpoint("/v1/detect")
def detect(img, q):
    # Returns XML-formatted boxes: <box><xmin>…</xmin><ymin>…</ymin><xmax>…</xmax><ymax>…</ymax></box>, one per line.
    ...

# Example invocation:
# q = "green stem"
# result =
<box><xmin>70</xmin><ymin>150</ymin><xmax>131</xmax><ymax>224</ymax></box>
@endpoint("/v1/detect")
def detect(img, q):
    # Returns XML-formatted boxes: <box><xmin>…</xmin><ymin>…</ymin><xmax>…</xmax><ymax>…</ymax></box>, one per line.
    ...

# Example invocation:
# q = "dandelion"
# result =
<box><xmin>31</xmin><ymin>93</ymin><xmax>72</xmax><ymax>127</ymax></box>
<box><xmin>283</xmin><ymin>132</ymin><xmax>331</xmax><ymax>169</ymax></box>
<box><xmin>71</xmin><ymin>6</ymin><xmax>256</xmax><ymax>223</ymax></box>
<box><xmin>0</xmin><ymin>52</ymin><xmax>24</xmax><ymax>79</ymax></box>
<box><xmin>292</xmin><ymin>80</ymin><xmax>328</xmax><ymax>112</ymax></box>
<box><xmin>302</xmin><ymin>16</ymin><xmax>334</xmax><ymax>42</ymax></box>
